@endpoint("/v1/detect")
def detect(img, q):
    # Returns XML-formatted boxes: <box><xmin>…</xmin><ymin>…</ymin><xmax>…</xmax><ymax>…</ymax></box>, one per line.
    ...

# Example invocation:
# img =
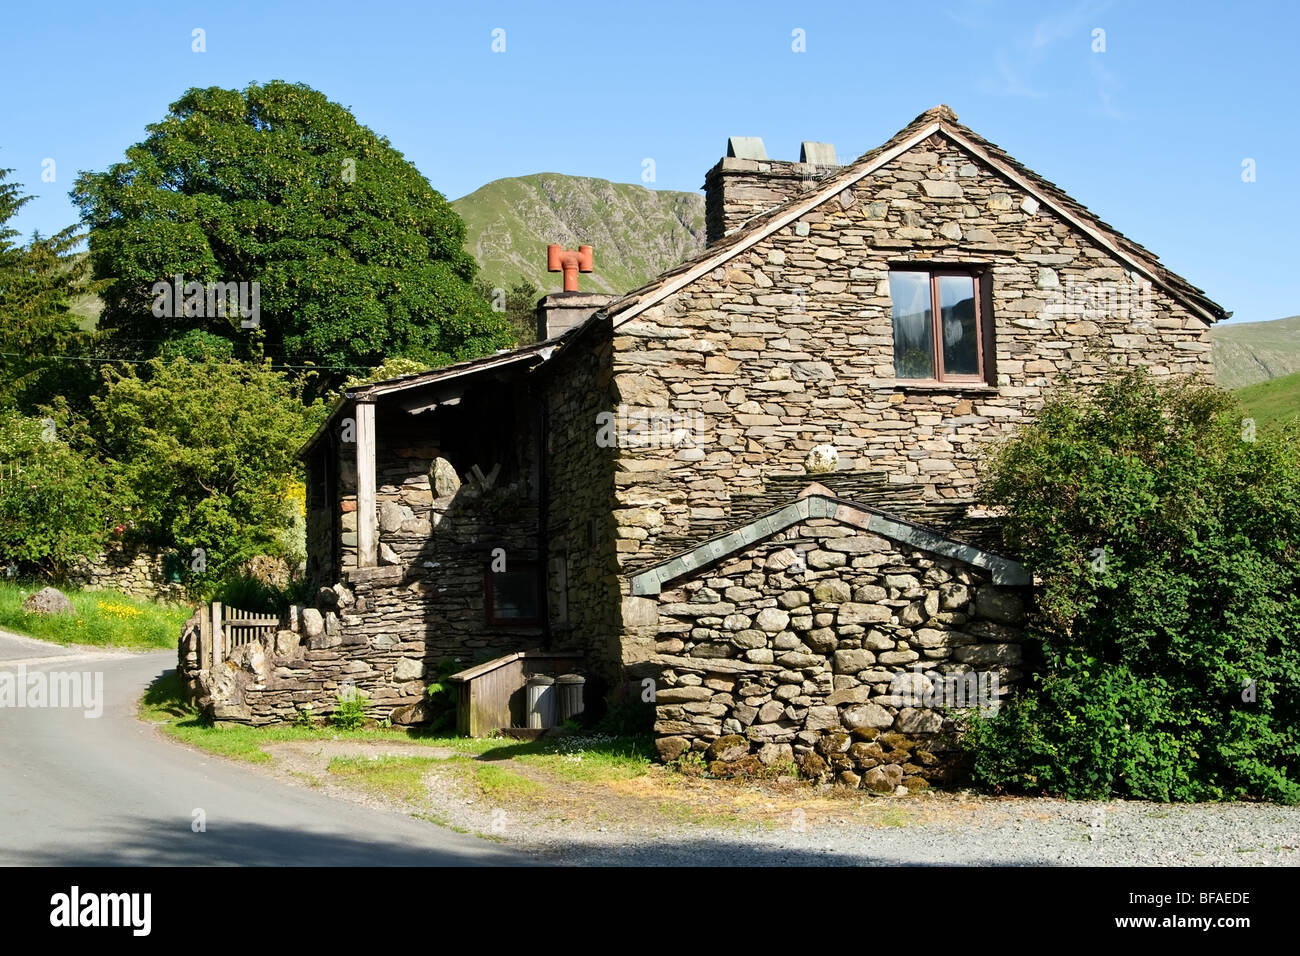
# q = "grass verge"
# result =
<box><xmin>0</xmin><ymin>580</ymin><xmax>191</xmax><ymax>650</ymax></box>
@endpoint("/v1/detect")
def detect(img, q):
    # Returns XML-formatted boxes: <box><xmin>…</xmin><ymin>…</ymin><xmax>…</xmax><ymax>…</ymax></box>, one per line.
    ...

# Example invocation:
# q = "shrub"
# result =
<box><xmin>968</xmin><ymin>371</ymin><xmax>1300</xmax><ymax>803</ymax></box>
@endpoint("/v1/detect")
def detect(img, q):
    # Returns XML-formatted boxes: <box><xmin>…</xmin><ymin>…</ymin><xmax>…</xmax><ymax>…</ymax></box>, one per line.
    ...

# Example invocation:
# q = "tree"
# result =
<box><xmin>0</xmin><ymin>167</ymin><xmax>94</xmax><ymax>412</ymax></box>
<box><xmin>84</xmin><ymin>355</ymin><xmax>327</xmax><ymax>583</ymax></box>
<box><xmin>0</xmin><ymin>410</ymin><xmax>111</xmax><ymax>577</ymax></box>
<box><xmin>967</xmin><ymin>371</ymin><xmax>1300</xmax><ymax>803</ymax></box>
<box><xmin>72</xmin><ymin>81</ymin><xmax>514</xmax><ymax>386</ymax></box>
<box><xmin>474</xmin><ymin>277</ymin><xmax>540</xmax><ymax>345</ymax></box>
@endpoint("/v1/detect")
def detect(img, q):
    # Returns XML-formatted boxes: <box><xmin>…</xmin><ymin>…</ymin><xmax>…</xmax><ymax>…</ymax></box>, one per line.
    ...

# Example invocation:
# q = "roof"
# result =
<box><xmin>297</xmin><ymin>339</ymin><xmax>557</xmax><ymax>458</ymax></box>
<box><xmin>627</xmin><ymin>488</ymin><xmax>1031</xmax><ymax>596</ymax></box>
<box><xmin>602</xmin><ymin>105</ymin><xmax>1228</xmax><ymax>329</ymax></box>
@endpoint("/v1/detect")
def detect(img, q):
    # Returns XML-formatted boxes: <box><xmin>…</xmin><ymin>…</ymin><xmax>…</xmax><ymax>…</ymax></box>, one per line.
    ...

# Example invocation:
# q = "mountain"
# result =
<box><xmin>1210</xmin><ymin>315</ymin><xmax>1300</xmax><ymax>389</ymax></box>
<box><xmin>451</xmin><ymin>173</ymin><xmax>705</xmax><ymax>296</ymax></box>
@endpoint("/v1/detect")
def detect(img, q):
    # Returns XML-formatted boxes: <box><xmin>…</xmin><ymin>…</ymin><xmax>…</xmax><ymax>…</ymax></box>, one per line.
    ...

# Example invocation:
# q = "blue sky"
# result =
<box><xmin>1</xmin><ymin>0</ymin><xmax>1293</xmax><ymax>324</ymax></box>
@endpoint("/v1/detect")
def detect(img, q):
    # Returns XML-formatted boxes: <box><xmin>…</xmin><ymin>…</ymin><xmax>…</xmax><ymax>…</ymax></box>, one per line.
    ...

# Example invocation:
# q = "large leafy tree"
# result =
<box><xmin>84</xmin><ymin>355</ymin><xmax>327</xmax><ymax>583</ymax></box>
<box><xmin>968</xmin><ymin>371</ymin><xmax>1300</xmax><ymax>803</ymax></box>
<box><xmin>0</xmin><ymin>167</ymin><xmax>93</xmax><ymax>411</ymax></box>
<box><xmin>72</xmin><ymin>81</ymin><xmax>513</xmax><ymax>384</ymax></box>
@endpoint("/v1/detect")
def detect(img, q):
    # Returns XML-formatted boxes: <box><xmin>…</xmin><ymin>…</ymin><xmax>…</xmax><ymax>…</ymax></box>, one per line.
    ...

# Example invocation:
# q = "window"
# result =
<box><xmin>888</xmin><ymin>268</ymin><xmax>990</xmax><ymax>383</ymax></box>
<box><xmin>485</xmin><ymin>562</ymin><xmax>540</xmax><ymax>626</ymax></box>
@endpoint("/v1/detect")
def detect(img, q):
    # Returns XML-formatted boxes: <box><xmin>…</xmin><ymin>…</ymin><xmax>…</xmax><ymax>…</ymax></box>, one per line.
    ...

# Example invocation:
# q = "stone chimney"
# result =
<box><xmin>535</xmin><ymin>244</ymin><xmax>615</xmax><ymax>340</ymax></box>
<box><xmin>703</xmin><ymin>138</ymin><xmax>840</xmax><ymax>245</ymax></box>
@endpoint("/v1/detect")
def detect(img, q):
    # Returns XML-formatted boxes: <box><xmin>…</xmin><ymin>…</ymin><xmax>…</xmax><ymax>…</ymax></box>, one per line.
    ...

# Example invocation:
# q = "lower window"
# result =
<box><xmin>485</xmin><ymin>563</ymin><xmax>540</xmax><ymax>625</ymax></box>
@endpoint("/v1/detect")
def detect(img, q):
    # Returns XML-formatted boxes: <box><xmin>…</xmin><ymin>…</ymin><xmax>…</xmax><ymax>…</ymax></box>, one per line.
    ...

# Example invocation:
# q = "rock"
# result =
<box><xmin>863</xmin><ymin>629</ymin><xmax>895</xmax><ymax>651</ymax></box>
<box><xmin>815</xmin><ymin>732</ymin><xmax>851</xmax><ymax>755</ymax></box>
<box><xmin>430</xmin><ymin>457</ymin><xmax>461</xmax><ymax>498</ymax></box>
<box><xmin>826</xmin><ymin>685</ymin><xmax>872</xmax><ymax>706</ymax></box>
<box><xmin>805</xmin><ymin>444</ymin><xmax>839</xmax><ymax>474</ymax></box>
<box><xmin>841</xmin><ymin>702</ymin><xmax>895</xmax><ymax>730</ymax></box>
<box><xmin>813</xmin><ymin>580</ymin><xmax>852</xmax><ymax>603</ymax></box>
<box><xmin>316</xmin><ymin>586</ymin><xmax>340</xmax><ymax>610</ymax></box>
<box><xmin>953</xmin><ymin>643</ymin><xmax>1022</xmax><ymax>665</ymax></box>
<box><xmin>757</xmin><ymin>742</ymin><xmax>794</xmax><ymax>766</ymax></box>
<box><xmin>804</xmin><ymin>705</ymin><xmax>840</xmax><ymax>730</ymax></box>
<box><xmin>20</xmin><ymin>587</ymin><xmax>73</xmax><ymax>615</ymax></box>
<box><xmin>393</xmin><ymin>658</ymin><xmax>425</xmax><ymax>681</ymax></box>
<box><xmin>798</xmin><ymin>751</ymin><xmax>829</xmax><ymax>781</ymax></box>
<box><xmin>379</xmin><ymin>501</ymin><xmax>412</xmax><ymax>533</ymax></box>
<box><xmin>807</xmin><ymin>550</ymin><xmax>845</xmax><ymax>569</ymax></box>
<box><xmin>805</xmin><ymin>627</ymin><xmax>838</xmax><ymax>654</ymax></box>
<box><xmin>757</xmin><ymin>700</ymin><xmax>786</xmax><ymax>722</ymax></box>
<box><xmin>833</xmin><ymin>649</ymin><xmax>875</xmax><ymax>674</ymax></box>
<box><xmin>390</xmin><ymin>698</ymin><xmax>435</xmax><ymax>726</ymax></box>
<box><xmin>838</xmin><ymin>603</ymin><xmax>891</xmax><ymax>625</ymax></box>
<box><xmin>863</xmin><ymin>764</ymin><xmax>904</xmax><ymax>793</ymax></box>
<box><xmin>705</xmin><ymin>734</ymin><xmax>749</xmax><ymax>762</ymax></box>
<box><xmin>902</xmin><ymin>775</ymin><xmax>930</xmax><ymax>791</ymax></box>
<box><xmin>656</xmin><ymin>685</ymin><xmax>714</xmax><ymax>703</ymax></box>
<box><xmin>272</xmin><ymin>629</ymin><xmax>301</xmax><ymax>657</ymax></box>
<box><xmin>939</xmin><ymin>582</ymin><xmax>970</xmax><ymax>609</ymax></box>
<box><xmin>379</xmin><ymin>543</ymin><xmax>401</xmax><ymax>566</ymax></box>
<box><xmin>778</xmin><ymin>591</ymin><xmax>810</xmax><ymax>609</ymax></box>
<box><xmin>301</xmin><ymin>608</ymin><xmax>325</xmax><ymax>639</ymax></box>
<box><xmin>755</xmin><ymin>608</ymin><xmax>790</xmax><ymax>632</ymax></box>
<box><xmin>837</xmin><ymin>770</ymin><xmax>862</xmax><ymax>789</ymax></box>
<box><xmin>895</xmin><ymin>708</ymin><xmax>944</xmax><ymax>733</ymax></box>
<box><xmin>656</xmin><ymin>736</ymin><xmax>691</xmax><ymax>761</ymax></box>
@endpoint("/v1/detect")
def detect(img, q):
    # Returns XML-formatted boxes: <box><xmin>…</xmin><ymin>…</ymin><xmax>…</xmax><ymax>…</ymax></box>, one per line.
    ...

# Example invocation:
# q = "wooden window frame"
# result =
<box><xmin>890</xmin><ymin>265</ymin><xmax>992</xmax><ymax>385</ymax></box>
<box><xmin>484</xmin><ymin>562</ymin><xmax>541</xmax><ymax>627</ymax></box>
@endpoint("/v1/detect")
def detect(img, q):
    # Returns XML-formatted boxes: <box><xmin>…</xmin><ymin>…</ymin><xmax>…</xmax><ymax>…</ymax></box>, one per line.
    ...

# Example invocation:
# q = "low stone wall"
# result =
<box><xmin>68</xmin><ymin>544</ymin><xmax>186</xmax><ymax>602</ymax></box>
<box><xmin>644</xmin><ymin>516</ymin><xmax>1028</xmax><ymax>790</ymax></box>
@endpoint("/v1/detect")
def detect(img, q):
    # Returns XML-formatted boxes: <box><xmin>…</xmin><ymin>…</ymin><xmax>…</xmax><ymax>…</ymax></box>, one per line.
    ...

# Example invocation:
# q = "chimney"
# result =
<box><xmin>703</xmin><ymin>138</ymin><xmax>840</xmax><ymax>245</ymax></box>
<box><xmin>535</xmin><ymin>244</ymin><xmax>616</xmax><ymax>340</ymax></box>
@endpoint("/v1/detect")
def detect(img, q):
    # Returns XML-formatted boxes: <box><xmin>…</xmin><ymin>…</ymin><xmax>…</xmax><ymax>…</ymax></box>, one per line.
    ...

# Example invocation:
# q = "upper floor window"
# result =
<box><xmin>888</xmin><ymin>268</ymin><xmax>990</xmax><ymax>383</ymax></box>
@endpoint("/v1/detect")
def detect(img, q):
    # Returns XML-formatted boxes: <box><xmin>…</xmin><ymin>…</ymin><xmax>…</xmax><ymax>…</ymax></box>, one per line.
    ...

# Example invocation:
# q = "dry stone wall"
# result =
<box><xmin>67</xmin><ymin>544</ymin><xmax>185</xmax><ymax>602</ymax></box>
<box><xmin>642</xmin><ymin>516</ymin><xmax>1027</xmax><ymax>789</ymax></box>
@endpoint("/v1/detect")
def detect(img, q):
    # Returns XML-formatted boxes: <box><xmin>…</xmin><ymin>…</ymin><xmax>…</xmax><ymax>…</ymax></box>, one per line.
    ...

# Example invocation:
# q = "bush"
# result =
<box><xmin>0</xmin><ymin>411</ymin><xmax>112</xmax><ymax>577</ymax></box>
<box><xmin>968</xmin><ymin>371</ymin><xmax>1300</xmax><ymax>803</ymax></box>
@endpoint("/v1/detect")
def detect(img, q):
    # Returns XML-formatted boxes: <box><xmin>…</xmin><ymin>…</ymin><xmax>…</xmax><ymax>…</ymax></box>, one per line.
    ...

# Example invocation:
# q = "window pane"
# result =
<box><xmin>938</xmin><ymin>275</ymin><xmax>978</xmax><ymax>376</ymax></box>
<box><xmin>889</xmin><ymin>271</ymin><xmax>933</xmax><ymax>379</ymax></box>
<box><xmin>492</xmin><ymin>569</ymin><xmax>538</xmax><ymax>619</ymax></box>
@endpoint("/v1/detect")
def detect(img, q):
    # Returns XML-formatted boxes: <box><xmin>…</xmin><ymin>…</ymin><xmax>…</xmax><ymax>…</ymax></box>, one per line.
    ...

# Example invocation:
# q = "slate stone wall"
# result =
<box><xmin>642</xmin><ymin>517</ymin><xmax>1027</xmax><ymax>789</ymax></box>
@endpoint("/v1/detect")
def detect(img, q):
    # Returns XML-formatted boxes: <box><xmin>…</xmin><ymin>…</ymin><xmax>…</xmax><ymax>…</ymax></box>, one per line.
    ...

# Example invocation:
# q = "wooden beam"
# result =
<box><xmin>355</xmin><ymin>401</ymin><xmax>378</xmax><ymax>568</ymax></box>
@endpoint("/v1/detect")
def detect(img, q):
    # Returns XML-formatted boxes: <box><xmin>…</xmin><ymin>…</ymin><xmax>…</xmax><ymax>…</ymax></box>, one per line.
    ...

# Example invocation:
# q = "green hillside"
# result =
<box><xmin>451</xmin><ymin>173</ymin><xmax>705</xmax><ymax>296</ymax></box>
<box><xmin>1210</xmin><ymin>314</ymin><xmax>1300</xmax><ymax>389</ymax></box>
<box><xmin>1234</xmin><ymin>368</ymin><xmax>1300</xmax><ymax>430</ymax></box>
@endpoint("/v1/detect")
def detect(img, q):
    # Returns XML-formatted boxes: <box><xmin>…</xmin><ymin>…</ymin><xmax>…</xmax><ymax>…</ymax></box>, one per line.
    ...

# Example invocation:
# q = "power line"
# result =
<box><xmin>0</xmin><ymin>350</ymin><xmax>368</xmax><ymax>372</ymax></box>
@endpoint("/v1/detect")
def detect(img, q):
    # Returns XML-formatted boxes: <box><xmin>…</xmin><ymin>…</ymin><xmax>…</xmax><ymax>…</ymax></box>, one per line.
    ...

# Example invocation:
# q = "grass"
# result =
<box><xmin>327</xmin><ymin>755</ymin><xmax>442</xmax><ymax>803</ymax></box>
<box><xmin>139</xmin><ymin>672</ymin><xmax>654</xmax><ymax>777</ymax></box>
<box><xmin>0</xmin><ymin>580</ymin><xmax>192</xmax><ymax>649</ymax></box>
<box><xmin>1234</xmin><ymin>369</ymin><xmax>1300</xmax><ymax>430</ymax></box>
<box><xmin>473</xmin><ymin>764</ymin><xmax>543</xmax><ymax>799</ymax></box>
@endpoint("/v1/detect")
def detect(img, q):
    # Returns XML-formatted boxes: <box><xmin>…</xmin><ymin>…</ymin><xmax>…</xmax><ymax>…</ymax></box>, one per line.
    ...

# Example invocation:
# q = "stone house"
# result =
<box><xmin>195</xmin><ymin>106</ymin><xmax>1226</xmax><ymax>788</ymax></box>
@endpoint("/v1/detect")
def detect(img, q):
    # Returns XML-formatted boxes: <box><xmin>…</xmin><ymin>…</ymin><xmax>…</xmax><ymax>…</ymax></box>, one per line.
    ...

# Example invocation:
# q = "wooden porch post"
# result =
<box><xmin>356</xmin><ymin>400</ymin><xmax>378</xmax><ymax>567</ymax></box>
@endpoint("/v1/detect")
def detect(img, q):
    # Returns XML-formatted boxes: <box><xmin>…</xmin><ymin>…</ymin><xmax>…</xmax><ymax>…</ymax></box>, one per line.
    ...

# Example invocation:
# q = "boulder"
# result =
<box><xmin>393</xmin><ymin>658</ymin><xmax>425</xmax><ymax>681</ymax></box>
<box><xmin>655</xmin><ymin>735</ymin><xmax>691</xmax><ymax>762</ymax></box>
<box><xmin>21</xmin><ymin>587</ymin><xmax>73</xmax><ymax>616</ymax></box>
<box><xmin>390</xmin><ymin>698</ymin><xmax>435</xmax><ymax>726</ymax></box>
<box><xmin>430</xmin><ymin>458</ymin><xmax>461</xmax><ymax>498</ymax></box>
<box><xmin>841</xmin><ymin>702</ymin><xmax>895</xmax><ymax>730</ymax></box>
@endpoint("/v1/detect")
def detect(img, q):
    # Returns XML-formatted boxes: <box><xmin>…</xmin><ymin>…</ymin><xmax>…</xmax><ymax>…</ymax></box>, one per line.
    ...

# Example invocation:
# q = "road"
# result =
<box><xmin>0</xmin><ymin>630</ymin><xmax>522</xmax><ymax>866</ymax></box>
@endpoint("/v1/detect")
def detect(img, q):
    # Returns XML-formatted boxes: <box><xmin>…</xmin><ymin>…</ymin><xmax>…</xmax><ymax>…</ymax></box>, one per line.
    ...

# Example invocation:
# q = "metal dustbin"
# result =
<box><xmin>526</xmin><ymin>674</ymin><xmax>556</xmax><ymax>729</ymax></box>
<box><xmin>556</xmin><ymin>674</ymin><xmax>586</xmax><ymax>723</ymax></box>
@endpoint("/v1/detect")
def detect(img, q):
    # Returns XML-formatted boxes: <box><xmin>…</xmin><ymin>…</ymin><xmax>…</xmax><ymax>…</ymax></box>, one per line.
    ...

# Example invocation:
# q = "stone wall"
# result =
<box><xmin>643</xmin><ymin>516</ymin><xmax>1027</xmax><ymax>789</ymax></box>
<box><xmin>67</xmin><ymin>544</ymin><xmax>186</xmax><ymax>602</ymax></box>
<box><xmin>704</xmin><ymin>156</ymin><xmax>838</xmax><ymax>244</ymax></box>
<box><xmin>541</xmin><ymin>331</ymin><xmax>625</xmax><ymax>682</ymax></box>
<box><xmin>607</xmin><ymin>129</ymin><xmax>1216</xmax><ymax>578</ymax></box>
